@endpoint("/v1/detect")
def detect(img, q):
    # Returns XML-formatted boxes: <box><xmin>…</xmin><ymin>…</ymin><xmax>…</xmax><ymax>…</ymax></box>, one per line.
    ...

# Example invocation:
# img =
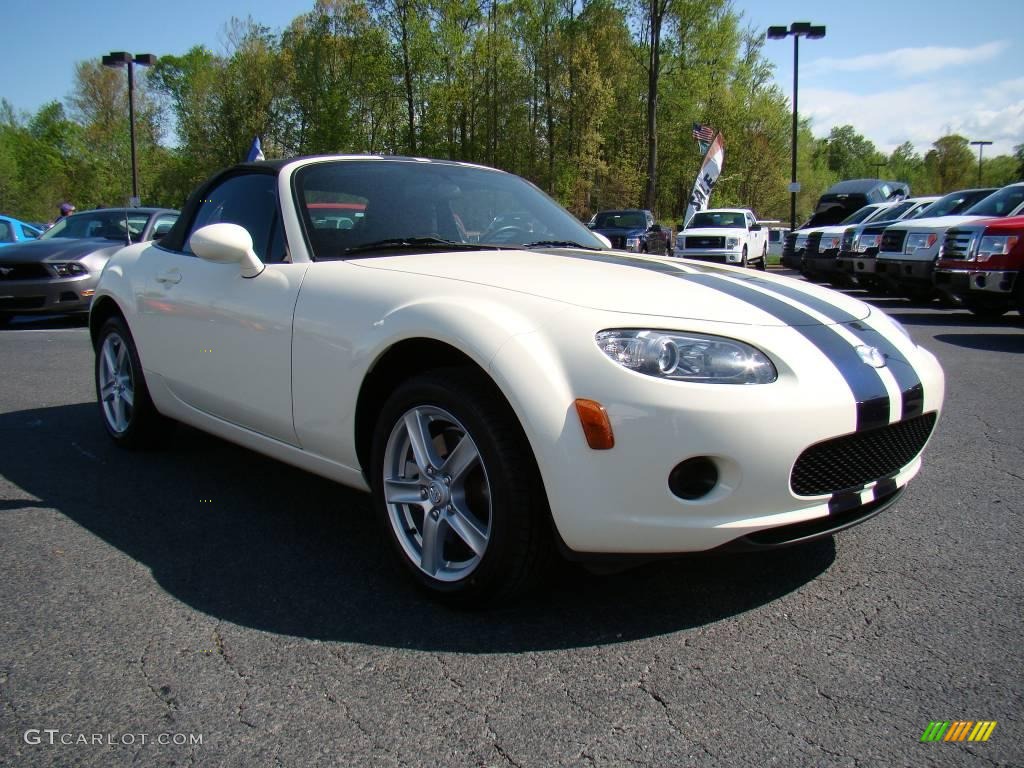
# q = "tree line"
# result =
<box><xmin>1</xmin><ymin>0</ymin><xmax>1022</xmax><ymax>226</ymax></box>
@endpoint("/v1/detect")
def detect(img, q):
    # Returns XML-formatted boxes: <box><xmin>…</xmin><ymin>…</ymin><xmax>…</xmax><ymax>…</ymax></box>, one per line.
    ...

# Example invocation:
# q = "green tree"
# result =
<box><xmin>923</xmin><ymin>134</ymin><xmax>974</xmax><ymax>193</ymax></box>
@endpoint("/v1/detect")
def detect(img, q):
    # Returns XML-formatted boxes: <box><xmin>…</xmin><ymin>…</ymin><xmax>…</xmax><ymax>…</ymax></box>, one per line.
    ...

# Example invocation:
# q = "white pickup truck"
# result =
<box><xmin>674</xmin><ymin>208</ymin><xmax>768</xmax><ymax>269</ymax></box>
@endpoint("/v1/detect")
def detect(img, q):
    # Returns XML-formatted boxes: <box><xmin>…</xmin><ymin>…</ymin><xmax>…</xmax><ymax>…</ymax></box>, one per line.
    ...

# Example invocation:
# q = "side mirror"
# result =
<box><xmin>189</xmin><ymin>223</ymin><xmax>265</xmax><ymax>278</ymax></box>
<box><xmin>749</xmin><ymin>223</ymin><xmax>762</xmax><ymax>231</ymax></box>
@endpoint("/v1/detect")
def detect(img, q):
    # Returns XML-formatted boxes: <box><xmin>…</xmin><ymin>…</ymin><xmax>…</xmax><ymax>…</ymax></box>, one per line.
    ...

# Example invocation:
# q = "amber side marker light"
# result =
<box><xmin>574</xmin><ymin>398</ymin><xmax>614</xmax><ymax>450</ymax></box>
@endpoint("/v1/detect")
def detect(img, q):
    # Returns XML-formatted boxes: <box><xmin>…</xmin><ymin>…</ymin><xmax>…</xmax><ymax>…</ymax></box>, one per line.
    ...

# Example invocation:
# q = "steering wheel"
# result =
<box><xmin>481</xmin><ymin>225</ymin><xmax>527</xmax><ymax>244</ymax></box>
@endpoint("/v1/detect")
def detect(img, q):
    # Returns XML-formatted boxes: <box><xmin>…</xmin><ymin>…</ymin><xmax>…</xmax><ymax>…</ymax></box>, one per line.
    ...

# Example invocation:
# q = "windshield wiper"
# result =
<box><xmin>344</xmin><ymin>237</ymin><xmax>491</xmax><ymax>255</ymax></box>
<box><xmin>520</xmin><ymin>240</ymin><xmax>601</xmax><ymax>250</ymax></box>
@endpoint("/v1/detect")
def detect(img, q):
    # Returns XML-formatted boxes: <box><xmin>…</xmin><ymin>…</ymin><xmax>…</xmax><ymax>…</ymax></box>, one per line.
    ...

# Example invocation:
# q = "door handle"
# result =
<box><xmin>156</xmin><ymin>270</ymin><xmax>182</xmax><ymax>285</ymax></box>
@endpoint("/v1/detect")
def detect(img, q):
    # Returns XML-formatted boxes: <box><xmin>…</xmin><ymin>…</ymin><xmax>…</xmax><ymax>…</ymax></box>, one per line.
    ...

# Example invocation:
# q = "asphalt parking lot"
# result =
<box><xmin>1</xmin><ymin>287</ymin><xmax>1021</xmax><ymax>767</ymax></box>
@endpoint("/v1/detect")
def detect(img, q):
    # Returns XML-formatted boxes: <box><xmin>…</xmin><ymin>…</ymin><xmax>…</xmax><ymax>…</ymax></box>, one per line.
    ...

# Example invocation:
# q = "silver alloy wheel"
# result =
<box><xmin>98</xmin><ymin>332</ymin><xmax>135</xmax><ymax>434</ymax></box>
<box><xmin>382</xmin><ymin>405</ymin><xmax>492</xmax><ymax>582</ymax></box>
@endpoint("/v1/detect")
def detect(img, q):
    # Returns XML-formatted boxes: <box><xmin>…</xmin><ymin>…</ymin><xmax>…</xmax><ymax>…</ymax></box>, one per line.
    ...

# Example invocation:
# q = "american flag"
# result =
<box><xmin>692</xmin><ymin>123</ymin><xmax>715</xmax><ymax>142</ymax></box>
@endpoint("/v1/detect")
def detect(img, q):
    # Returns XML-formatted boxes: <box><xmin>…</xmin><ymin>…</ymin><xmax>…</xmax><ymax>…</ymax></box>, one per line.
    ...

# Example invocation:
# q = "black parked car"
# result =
<box><xmin>587</xmin><ymin>209</ymin><xmax>671</xmax><ymax>255</ymax></box>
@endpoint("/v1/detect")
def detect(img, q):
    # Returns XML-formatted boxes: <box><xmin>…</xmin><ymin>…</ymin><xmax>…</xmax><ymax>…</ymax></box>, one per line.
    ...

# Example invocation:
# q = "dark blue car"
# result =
<box><xmin>588</xmin><ymin>209</ymin><xmax>671</xmax><ymax>255</ymax></box>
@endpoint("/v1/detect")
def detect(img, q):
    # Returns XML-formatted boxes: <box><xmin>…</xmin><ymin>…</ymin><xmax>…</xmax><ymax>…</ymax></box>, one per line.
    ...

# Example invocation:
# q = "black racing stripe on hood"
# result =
<box><xmin>554</xmin><ymin>250</ymin><xmax>891</xmax><ymax>431</ymax></box>
<box><xmin>709</xmin><ymin>274</ymin><xmax>923</xmax><ymax>421</ymax></box>
<box><xmin>678</xmin><ymin>274</ymin><xmax>891</xmax><ymax>432</ymax></box>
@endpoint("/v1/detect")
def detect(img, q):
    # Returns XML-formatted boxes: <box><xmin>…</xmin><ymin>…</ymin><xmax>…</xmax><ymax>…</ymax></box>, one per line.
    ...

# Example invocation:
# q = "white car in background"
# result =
<box><xmin>89</xmin><ymin>155</ymin><xmax>945</xmax><ymax>604</ymax></box>
<box><xmin>674</xmin><ymin>209</ymin><xmax>769</xmax><ymax>269</ymax></box>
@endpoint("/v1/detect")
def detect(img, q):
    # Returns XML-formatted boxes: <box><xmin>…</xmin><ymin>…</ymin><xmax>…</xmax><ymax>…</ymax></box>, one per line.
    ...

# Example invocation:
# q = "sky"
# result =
<box><xmin>1</xmin><ymin>0</ymin><xmax>1021</xmax><ymax>159</ymax></box>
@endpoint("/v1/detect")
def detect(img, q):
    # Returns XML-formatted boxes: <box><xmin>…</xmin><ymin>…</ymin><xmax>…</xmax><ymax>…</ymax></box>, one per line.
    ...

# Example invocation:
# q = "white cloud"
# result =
<box><xmin>800</xmin><ymin>77</ymin><xmax>1024</xmax><ymax>157</ymax></box>
<box><xmin>811</xmin><ymin>41</ymin><xmax>1008</xmax><ymax>77</ymax></box>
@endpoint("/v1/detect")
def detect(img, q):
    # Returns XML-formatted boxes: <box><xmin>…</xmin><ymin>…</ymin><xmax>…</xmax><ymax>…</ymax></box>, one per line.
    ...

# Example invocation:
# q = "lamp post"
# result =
<box><xmin>767</xmin><ymin>22</ymin><xmax>826</xmax><ymax>232</ymax></box>
<box><xmin>871</xmin><ymin>161</ymin><xmax>887</xmax><ymax>176</ymax></box>
<box><xmin>102</xmin><ymin>52</ymin><xmax>157</xmax><ymax>206</ymax></box>
<box><xmin>969</xmin><ymin>140</ymin><xmax>992</xmax><ymax>186</ymax></box>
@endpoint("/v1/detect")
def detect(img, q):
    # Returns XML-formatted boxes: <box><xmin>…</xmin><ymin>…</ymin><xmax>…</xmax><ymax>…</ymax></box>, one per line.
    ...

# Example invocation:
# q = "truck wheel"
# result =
<box><xmin>758</xmin><ymin>243</ymin><xmax>768</xmax><ymax>271</ymax></box>
<box><xmin>964</xmin><ymin>299</ymin><xmax>1008</xmax><ymax>318</ymax></box>
<box><xmin>741</xmin><ymin>246</ymin><xmax>748</xmax><ymax>268</ymax></box>
<box><xmin>371</xmin><ymin>368</ymin><xmax>554</xmax><ymax>605</ymax></box>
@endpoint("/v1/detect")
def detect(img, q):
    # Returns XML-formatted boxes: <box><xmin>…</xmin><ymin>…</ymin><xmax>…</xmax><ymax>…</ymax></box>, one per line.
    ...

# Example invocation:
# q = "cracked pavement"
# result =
<box><xmin>0</xmin><ymin>298</ymin><xmax>1021</xmax><ymax>767</ymax></box>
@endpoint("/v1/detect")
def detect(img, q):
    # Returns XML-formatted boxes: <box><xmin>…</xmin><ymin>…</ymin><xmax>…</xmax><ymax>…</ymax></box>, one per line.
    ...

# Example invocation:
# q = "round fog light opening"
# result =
<box><xmin>669</xmin><ymin>457</ymin><xmax>719</xmax><ymax>500</ymax></box>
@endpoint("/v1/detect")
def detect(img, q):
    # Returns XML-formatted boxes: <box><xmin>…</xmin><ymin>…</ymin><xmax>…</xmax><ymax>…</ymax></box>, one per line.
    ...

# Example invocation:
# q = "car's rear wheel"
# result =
<box><xmin>371</xmin><ymin>369</ymin><xmax>553</xmax><ymax>605</ymax></box>
<box><xmin>94</xmin><ymin>316</ymin><xmax>167</xmax><ymax>447</ymax></box>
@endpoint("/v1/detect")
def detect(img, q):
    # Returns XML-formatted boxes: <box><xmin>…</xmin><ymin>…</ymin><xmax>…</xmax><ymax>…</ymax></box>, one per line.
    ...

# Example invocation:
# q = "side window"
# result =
<box><xmin>0</xmin><ymin>221</ymin><xmax>12</xmax><ymax>242</ymax></box>
<box><xmin>151</xmin><ymin>214</ymin><xmax>178</xmax><ymax>240</ymax></box>
<box><xmin>185</xmin><ymin>174</ymin><xmax>279</xmax><ymax>261</ymax></box>
<box><xmin>21</xmin><ymin>224</ymin><xmax>41</xmax><ymax>240</ymax></box>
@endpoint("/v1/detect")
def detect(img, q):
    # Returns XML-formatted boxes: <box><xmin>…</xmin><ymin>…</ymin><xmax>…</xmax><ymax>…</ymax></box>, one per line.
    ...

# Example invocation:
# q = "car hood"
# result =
<box><xmin>885</xmin><ymin>215</ymin><xmax>982</xmax><ymax>233</ymax></box>
<box><xmin>679</xmin><ymin>227</ymin><xmax>745</xmax><ymax>238</ymax></box>
<box><xmin>351</xmin><ymin>249</ymin><xmax>871</xmax><ymax>326</ymax></box>
<box><xmin>0</xmin><ymin>237</ymin><xmax>123</xmax><ymax>263</ymax></box>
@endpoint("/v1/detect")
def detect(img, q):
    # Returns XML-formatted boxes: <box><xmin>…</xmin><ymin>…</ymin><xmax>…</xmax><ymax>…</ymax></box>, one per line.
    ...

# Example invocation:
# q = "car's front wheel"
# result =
<box><xmin>371</xmin><ymin>369</ymin><xmax>552</xmax><ymax>604</ymax></box>
<box><xmin>94</xmin><ymin>316</ymin><xmax>167</xmax><ymax>447</ymax></box>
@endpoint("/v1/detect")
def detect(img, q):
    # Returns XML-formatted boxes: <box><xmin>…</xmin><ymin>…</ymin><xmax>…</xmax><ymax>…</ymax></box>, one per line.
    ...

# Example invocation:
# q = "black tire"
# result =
<box><xmin>964</xmin><ymin>299</ymin><xmax>1008</xmax><ymax>318</ymax></box>
<box><xmin>94</xmin><ymin>316</ymin><xmax>169</xmax><ymax>448</ymax></box>
<box><xmin>741</xmin><ymin>246</ymin><xmax>748</xmax><ymax>268</ymax></box>
<box><xmin>758</xmin><ymin>243</ymin><xmax>768</xmax><ymax>271</ymax></box>
<box><xmin>371</xmin><ymin>368</ymin><xmax>554</xmax><ymax>605</ymax></box>
<box><xmin>904</xmin><ymin>285</ymin><xmax>934</xmax><ymax>303</ymax></box>
<box><xmin>0</xmin><ymin>314</ymin><xmax>11</xmax><ymax>328</ymax></box>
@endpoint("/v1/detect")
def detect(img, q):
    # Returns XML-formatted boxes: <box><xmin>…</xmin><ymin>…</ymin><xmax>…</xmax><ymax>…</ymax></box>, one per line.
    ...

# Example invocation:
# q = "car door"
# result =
<box><xmin>132</xmin><ymin>172</ymin><xmax>308</xmax><ymax>445</ymax></box>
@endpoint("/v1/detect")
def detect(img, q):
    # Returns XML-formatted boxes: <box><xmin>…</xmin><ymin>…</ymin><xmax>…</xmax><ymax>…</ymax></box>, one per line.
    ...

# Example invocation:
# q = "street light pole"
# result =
<box><xmin>767</xmin><ymin>22</ymin><xmax>826</xmax><ymax>232</ymax></box>
<box><xmin>102</xmin><ymin>52</ymin><xmax>157</xmax><ymax>206</ymax></box>
<box><xmin>969</xmin><ymin>140</ymin><xmax>992</xmax><ymax>186</ymax></box>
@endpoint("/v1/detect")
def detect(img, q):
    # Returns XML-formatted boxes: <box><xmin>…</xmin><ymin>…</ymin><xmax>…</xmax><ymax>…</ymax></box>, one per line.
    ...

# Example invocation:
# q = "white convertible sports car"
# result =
<box><xmin>90</xmin><ymin>155</ymin><xmax>944</xmax><ymax>603</ymax></box>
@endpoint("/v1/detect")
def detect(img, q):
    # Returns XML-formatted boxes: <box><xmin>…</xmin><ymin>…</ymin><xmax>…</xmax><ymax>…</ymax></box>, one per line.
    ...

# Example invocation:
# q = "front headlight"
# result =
<box><xmin>596</xmin><ymin>330</ymin><xmax>777</xmax><ymax>384</ymax></box>
<box><xmin>858</xmin><ymin>234</ymin><xmax>880</xmax><ymax>251</ymax></box>
<box><xmin>976</xmin><ymin>235</ymin><xmax>1018</xmax><ymax>262</ymax></box>
<box><xmin>795</xmin><ymin>234</ymin><xmax>808</xmax><ymax>248</ymax></box>
<box><xmin>725</xmin><ymin>237</ymin><xmax>740</xmax><ymax>249</ymax></box>
<box><xmin>824</xmin><ymin>235</ymin><xmax>842</xmax><ymax>251</ymax></box>
<box><xmin>905</xmin><ymin>232</ymin><xmax>938</xmax><ymax>250</ymax></box>
<box><xmin>625</xmin><ymin>236</ymin><xmax>641</xmax><ymax>250</ymax></box>
<box><xmin>51</xmin><ymin>262</ymin><xmax>88</xmax><ymax>277</ymax></box>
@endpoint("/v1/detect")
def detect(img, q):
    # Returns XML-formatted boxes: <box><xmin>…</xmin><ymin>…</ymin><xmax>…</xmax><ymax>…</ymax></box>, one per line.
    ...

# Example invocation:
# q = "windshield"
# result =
<box><xmin>688</xmin><ymin>211</ymin><xmax>746</xmax><ymax>228</ymax></box>
<box><xmin>880</xmin><ymin>200</ymin><xmax>916</xmax><ymax>220</ymax></box>
<box><xmin>915</xmin><ymin>189</ymin><xmax>991</xmax><ymax>218</ymax></box>
<box><xmin>591</xmin><ymin>211</ymin><xmax>648</xmax><ymax>229</ymax></box>
<box><xmin>296</xmin><ymin>160</ymin><xmax>606</xmax><ymax>258</ymax></box>
<box><xmin>41</xmin><ymin>210</ymin><xmax>152</xmax><ymax>242</ymax></box>
<box><xmin>840</xmin><ymin>205</ymin><xmax>886</xmax><ymax>226</ymax></box>
<box><xmin>963</xmin><ymin>186</ymin><xmax>1024</xmax><ymax>218</ymax></box>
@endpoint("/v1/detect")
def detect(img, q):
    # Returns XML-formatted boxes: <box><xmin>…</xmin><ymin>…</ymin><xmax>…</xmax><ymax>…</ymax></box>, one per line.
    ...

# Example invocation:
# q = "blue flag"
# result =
<box><xmin>246</xmin><ymin>136</ymin><xmax>265</xmax><ymax>162</ymax></box>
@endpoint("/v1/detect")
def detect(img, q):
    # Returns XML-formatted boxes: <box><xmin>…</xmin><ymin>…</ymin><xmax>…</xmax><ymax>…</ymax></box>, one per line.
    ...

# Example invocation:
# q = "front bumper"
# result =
<box><xmin>803</xmin><ymin>252</ymin><xmax>842</xmax><ymax>277</ymax></box>
<box><xmin>934</xmin><ymin>268</ymin><xmax>1018</xmax><ymax>296</ymax></box>
<box><xmin>677</xmin><ymin>249</ymin><xmax>744</xmax><ymax>265</ymax></box>
<box><xmin>0</xmin><ymin>274</ymin><xmax>97</xmax><ymax>315</ymax></box>
<box><xmin>837</xmin><ymin>250</ymin><xmax>879</xmax><ymax>275</ymax></box>
<box><xmin>493</xmin><ymin>318</ymin><xmax>945</xmax><ymax>554</ymax></box>
<box><xmin>875</xmin><ymin>257</ymin><xmax>934</xmax><ymax>286</ymax></box>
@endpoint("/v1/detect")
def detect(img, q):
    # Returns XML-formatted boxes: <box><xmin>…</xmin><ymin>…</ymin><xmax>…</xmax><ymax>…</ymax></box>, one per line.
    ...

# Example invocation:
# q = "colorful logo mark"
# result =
<box><xmin>921</xmin><ymin>721</ymin><xmax>997</xmax><ymax>742</ymax></box>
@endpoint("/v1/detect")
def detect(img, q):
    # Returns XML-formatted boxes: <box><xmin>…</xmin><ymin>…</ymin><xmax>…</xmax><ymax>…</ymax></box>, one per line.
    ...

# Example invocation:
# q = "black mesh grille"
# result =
<box><xmin>686</xmin><ymin>236</ymin><xmax>725</xmax><ymax>249</ymax></box>
<box><xmin>805</xmin><ymin>231</ymin><xmax>823</xmax><ymax>256</ymax></box>
<box><xmin>0</xmin><ymin>296</ymin><xmax>45</xmax><ymax>310</ymax></box>
<box><xmin>880</xmin><ymin>229</ymin><xmax>907</xmax><ymax>253</ymax></box>
<box><xmin>791</xmin><ymin>412</ymin><xmax>937</xmax><ymax>496</ymax></box>
<box><xmin>0</xmin><ymin>263</ymin><xmax>50</xmax><ymax>281</ymax></box>
<box><xmin>608</xmin><ymin>235</ymin><xmax>626</xmax><ymax>249</ymax></box>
